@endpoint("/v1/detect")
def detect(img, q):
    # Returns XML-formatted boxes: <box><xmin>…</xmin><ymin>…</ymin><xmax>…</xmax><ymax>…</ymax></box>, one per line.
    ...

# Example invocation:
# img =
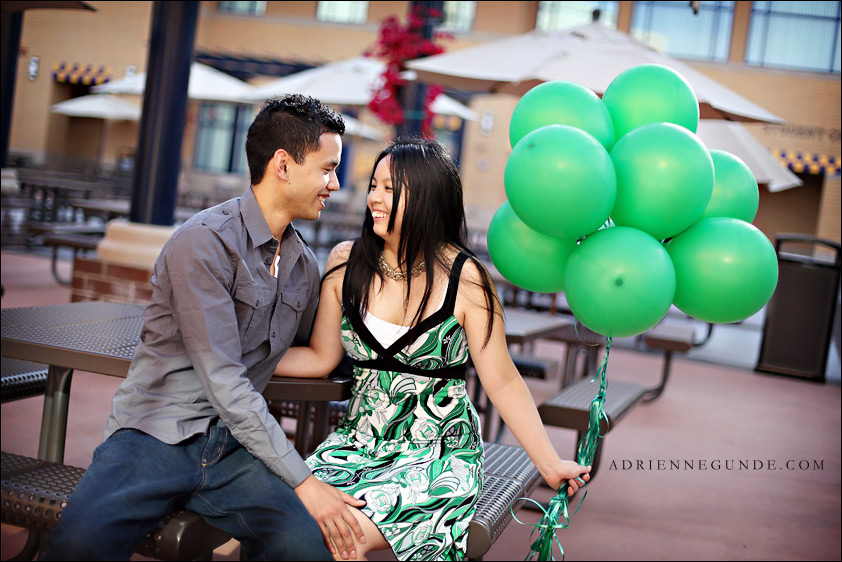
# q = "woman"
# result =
<box><xmin>275</xmin><ymin>139</ymin><xmax>590</xmax><ymax>561</ymax></box>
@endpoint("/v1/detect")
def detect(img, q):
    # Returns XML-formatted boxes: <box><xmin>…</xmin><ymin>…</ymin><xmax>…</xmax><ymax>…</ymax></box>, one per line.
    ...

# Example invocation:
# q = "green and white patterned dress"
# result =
<box><xmin>306</xmin><ymin>252</ymin><xmax>484</xmax><ymax>561</ymax></box>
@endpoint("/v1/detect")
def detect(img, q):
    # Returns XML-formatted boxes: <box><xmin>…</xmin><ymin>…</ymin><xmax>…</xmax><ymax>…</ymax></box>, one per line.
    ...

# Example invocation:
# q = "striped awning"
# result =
<box><xmin>52</xmin><ymin>62</ymin><xmax>111</xmax><ymax>85</ymax></box>
<box><xmin>432</xmin><ymin>114</ymin><xmax>464</xmax><ymax>131</ymax></box>
<box><xmin>772</xmin><ymin>149</ymin><xmax>841</xmax><ymax>176</ymax></box>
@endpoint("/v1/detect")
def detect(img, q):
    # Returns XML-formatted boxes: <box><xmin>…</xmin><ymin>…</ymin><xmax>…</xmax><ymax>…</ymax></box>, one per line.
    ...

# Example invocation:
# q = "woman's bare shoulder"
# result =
<box><xmin>323</xmin><ymin>240</ymin><xmax>355</xmax><ymax>278</ymax></box>
<box><xmin>329</xmin><ymin>240</ymin><xmax>354</xmax><ymax>261</ymax></box>
<box><xmin>453</xmin><ymin>251</ymin><xmax>500</xmax><ymax>308</ymax></box>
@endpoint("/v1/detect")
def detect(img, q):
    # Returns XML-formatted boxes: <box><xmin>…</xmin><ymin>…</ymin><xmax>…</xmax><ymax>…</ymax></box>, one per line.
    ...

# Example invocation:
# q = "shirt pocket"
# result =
<box><xmin>277</xmin><ymin>289</ymin><xmax>309</xmax><ymax>345</ymax></box>
<box><xmin>234</xmin><ymin>284</ymin><xmax>275</xmax><ymax>352</ymax></box>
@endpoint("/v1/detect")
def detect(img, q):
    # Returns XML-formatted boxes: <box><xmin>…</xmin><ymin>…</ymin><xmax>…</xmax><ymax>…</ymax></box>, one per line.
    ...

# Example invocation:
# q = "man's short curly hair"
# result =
<box><xmin>246</xmin><ymin>94</ymin><xmax>345</xmax><ymax>185</ymax></box>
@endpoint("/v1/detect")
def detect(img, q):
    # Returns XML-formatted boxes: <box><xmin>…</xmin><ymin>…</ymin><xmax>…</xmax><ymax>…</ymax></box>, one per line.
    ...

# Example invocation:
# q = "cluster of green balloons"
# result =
<box><xmin>487</xmin><ymin>64</ymin><xmax>779</xmax><ymax>338</ymax></box>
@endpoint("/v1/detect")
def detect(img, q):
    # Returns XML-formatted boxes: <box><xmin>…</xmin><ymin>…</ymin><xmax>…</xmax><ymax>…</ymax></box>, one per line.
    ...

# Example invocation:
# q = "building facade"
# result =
<box><xmin>8</xmin><ymin>0</ymin><xmax>841</xmax><ymax>245</ymax></box>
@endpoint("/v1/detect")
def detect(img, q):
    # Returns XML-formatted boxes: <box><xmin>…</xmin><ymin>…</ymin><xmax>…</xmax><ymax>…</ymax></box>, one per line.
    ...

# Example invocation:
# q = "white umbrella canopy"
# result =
<box><xmin>243</xmin><ymin>56</ymin><xmax>477</xmax><ymax>120</ymax></box>
<box><xmin>245</xmin><ymin>57</ymin><xmax>380</xmax><ymax>106</ymax></box>
<box><xmin>51</xmin><ymin>93</ymin><xmax>141</xmax><ymax>120</ymax></box>
<box><xmin>696</xmin><ymin>120</ymin><xmax>802</xmax><ymax>192</ymax></box>
<box><xmin>406</xmin><ymin>22</ymin><xmax>783</xmax><ymax>124</ymax></box>
<box><xmin>92</xmin><ymin>62</ymin><xmax>253</xmax><ymax>103</ymax></box>
<box><xmin>341</xmin><ymin>113</ymin><xmax>385</xmax><ymax>141</ymax></box>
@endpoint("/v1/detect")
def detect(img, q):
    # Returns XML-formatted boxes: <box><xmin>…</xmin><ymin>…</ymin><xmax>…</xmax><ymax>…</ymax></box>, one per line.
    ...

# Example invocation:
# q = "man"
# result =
<box><xmin>43</xmin><ymin>95</ymin><xmax>365</xmax><ymax>561</ymax></box>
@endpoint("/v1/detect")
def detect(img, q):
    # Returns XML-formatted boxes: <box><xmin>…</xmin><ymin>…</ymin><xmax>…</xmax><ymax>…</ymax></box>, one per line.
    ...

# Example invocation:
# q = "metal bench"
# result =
<box><xmin>537</xmin><ymin>323</ymin><xmax>697</xmax><ymax>480</ymax></box>
<box><xmin>1</xmin><ymin>358</ymin><xmax>48</xmax><ymax>404</ymax></box>
<box><xmin>510</xmin><ymin>353</ymin><xmax>560</xmax><ymax>380</ymax></box>
<box><xmin>2</xmin><ymin>443</ymin><xmax>539</xmax><ymax>561</ymax></box>
<box><xmin>467</xmin><ymin>443</ymin><xmax>542</xmax><ymax>560</ymax></box>
<box><xmin>0</xmin><ymin>451</ymin><xmax>231</xmax><ymax>560</ymax></box>
<box><xmin>538</xmin><ymin>379</ymin><xmax>649</xmax><ymax>479</ymax></box>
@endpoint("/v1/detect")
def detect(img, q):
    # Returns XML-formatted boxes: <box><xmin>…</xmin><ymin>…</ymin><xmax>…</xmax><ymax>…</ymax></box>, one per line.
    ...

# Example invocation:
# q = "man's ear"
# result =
<box><xmin>272</xmin><ymin>149</ymin><xmax>291</xmax><ymax>181</ymax></box>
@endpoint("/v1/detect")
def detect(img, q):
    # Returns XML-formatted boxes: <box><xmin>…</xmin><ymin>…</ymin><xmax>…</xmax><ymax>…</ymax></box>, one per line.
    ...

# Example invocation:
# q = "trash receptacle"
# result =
<box><xmin>756</xmin><ymin>234</ymin><xmax>841</xmax><ymax>382</ymax></box>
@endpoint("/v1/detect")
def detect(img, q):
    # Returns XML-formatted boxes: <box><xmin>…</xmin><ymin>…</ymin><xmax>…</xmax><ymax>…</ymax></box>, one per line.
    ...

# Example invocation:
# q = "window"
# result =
<box><xmin>747</xmin><ymin>1</ymin><xmax>841</xmax><ymax>73</ymax></box>
<box><xmin>218</xmin><ymin>1</ymin><xmax>266</xmax><ymax>16</ymax></box>
<box><xmin>535</xmin><ymin>1</ymin><xmax>619</xmax><ymax>31</ymax></box>
<box><xmin>194</xmin><ymin>103</ymin><xmax>251</xmax><ymax>175</ymax></box>
<box><xmin>439</xmin><ymin>1</ymin><xmax>476</xmax><ymax>33</ymax></box>
<box><xmin>631</xmin><ymin>1</ymin><xmax>734</xmax><ymax>62</ymax></box>
<box><xmin>316</xmin><ymin>1</ymin><xmax>369</xmax><ymax>24</ymax></box>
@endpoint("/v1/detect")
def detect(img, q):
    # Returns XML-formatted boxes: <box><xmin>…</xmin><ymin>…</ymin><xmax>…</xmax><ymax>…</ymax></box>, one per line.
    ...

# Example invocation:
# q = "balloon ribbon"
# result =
<box><xmin>513</xmin><ymin>337</ymin><xmax>612</xmax><ymax>561</ymax></box>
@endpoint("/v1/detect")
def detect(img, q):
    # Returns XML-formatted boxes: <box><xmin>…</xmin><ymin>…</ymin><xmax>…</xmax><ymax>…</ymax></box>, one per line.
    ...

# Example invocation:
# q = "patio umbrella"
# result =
<box><xmin>341</xmin><ymin>114</ymin><xmax>385</xmax><ymax>141</ymax></box>
<box><xmin>51</xmin><ymin>93</ymin><xmax>140</xmax><ymax>121</ymax></box>
<box><xmin>696</xmin><ymin>120</ymin><xmax>802</xmax><ymax>192</ymax></box>
<box><xmin>51</xmin><ymin>93</ymin><xmax>141</xmax><ymax>167</ymax></box>
<box><xmin>242</xmin><ymin>56</ymin><xmax>477</xmax><ymax>120</ymax></box>
<box><xmin>92</xmin><ymin>62</ymin><xmax>253</xmax><ymax>103</ymax></box>
<box><xmin>405</xmin><ymin>22</ymin><xmax>782</xmax><ymax>123</ymax></box>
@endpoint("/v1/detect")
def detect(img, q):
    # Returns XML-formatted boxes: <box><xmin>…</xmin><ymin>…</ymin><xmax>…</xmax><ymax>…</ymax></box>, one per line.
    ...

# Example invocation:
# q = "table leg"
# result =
<box><xmin>37</xmin><ymin>366</ymin><xmax>73</xmax><ymax>463</ymax></box>
<box><xmin>310</xmin><ymin>401</ymin><xmax>330</xmax><ymax>454</ymax></box>
<box><xmin>294</xmin><ymin>400</ymin><xmax>312</xmax><ymax>455</ymax></box>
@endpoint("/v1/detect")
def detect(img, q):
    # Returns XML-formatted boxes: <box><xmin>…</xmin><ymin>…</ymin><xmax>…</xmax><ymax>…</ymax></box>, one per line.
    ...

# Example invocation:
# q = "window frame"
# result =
<box><xmin>217</xmin><ymin>1</ymin><xmax>266</xmax><ymax>17</ymax></box>
<box><xmin>746</xmin><ymin>1</ymin><xmax>841</xmax><ymax>74</ymax></box>
<box><xmin>315</xmin><ymin>1</ymin><xmax>369</xmax><ymax>25</ymax></box>
<box><xmin>438</xmin><ymin>1</ymin><xmax>477</xmax><ymax>34</ymax></box>
<box><xmin>535</xmin><ymin>1</ymin><xmax>620</xmax><ymax>32</ymax></box>
<box><xmin>630</xmin><ymin>0</ymin><xmax>735</xmax><ymax>62</ymax></box>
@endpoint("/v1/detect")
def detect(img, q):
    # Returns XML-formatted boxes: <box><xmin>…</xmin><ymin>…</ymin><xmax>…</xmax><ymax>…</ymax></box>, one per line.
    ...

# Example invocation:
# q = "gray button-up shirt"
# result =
<box><xmin>104</xmin><ymin>187</ymin><xmax>320</xmax><ymax>487</ymax></box>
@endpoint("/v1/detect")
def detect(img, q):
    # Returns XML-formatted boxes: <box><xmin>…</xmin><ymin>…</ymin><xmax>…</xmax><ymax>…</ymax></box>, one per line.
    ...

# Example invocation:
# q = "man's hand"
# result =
<box><xmin>295</xmin><ymin>475</ymin><xmax>367</xmax><ymax>560</ymax></box>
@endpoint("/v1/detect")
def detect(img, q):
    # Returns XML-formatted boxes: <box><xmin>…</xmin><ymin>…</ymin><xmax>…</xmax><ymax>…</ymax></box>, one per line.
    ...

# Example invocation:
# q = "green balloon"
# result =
<box><xmin>510</xmin><ymin>81</ymin><xmax>615</xmax><ymax>151</ymax></box>
<box><xmin>667</xmin><ymin>218</ymin><xmax>779</xmax><ymax>324</ymax></box>
<box><xmin>564</xmin><ymin>226</ymin><xmax>676</xmax><ymax>338</ymax></box>
<box><xmin>610</xmin><ymin>122</ymin><xmax>714</xmax><ymax>240</ymax></box>
<box><xmin>699</xmin><ymin>149</ymin><xmax>759</xmax><ymax>223</ymax></box>
<box><xmin>487</xmin><ymin>201</ymin><xmax>578</xmax><ymax>293</ymax></box>
<box><xmin>505</xmin><ymin>124</ymin><xmax>616</xmax><ymax>240</ymax></box>
<box><xmin>602</xmin><ymin>63</ymin><xmax>700</xmax><ymax>139</ymax></box>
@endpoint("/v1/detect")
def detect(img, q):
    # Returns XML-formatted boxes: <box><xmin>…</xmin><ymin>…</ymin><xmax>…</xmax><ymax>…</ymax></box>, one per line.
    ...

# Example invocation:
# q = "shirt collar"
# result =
<box><xmin>240</xmin><ymin>186</ymin><xmax>300</xmax><ymax>252</ymax></box>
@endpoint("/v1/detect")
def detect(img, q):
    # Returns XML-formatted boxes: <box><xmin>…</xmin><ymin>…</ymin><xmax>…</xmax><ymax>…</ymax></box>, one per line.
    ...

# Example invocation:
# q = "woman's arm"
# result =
<box><xmin>457</xmin><ymin>260</ymin><xmax>591</xmax><ymax>495</ymax></box>
<box><xmin>274</xmin><ymin>241</ymin><xmax>352</xmax><ymax>379</ymax></box>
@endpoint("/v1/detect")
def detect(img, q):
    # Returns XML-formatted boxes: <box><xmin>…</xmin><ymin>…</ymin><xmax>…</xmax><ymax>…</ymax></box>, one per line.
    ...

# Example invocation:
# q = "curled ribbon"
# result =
<box><xmin>512</xmin><ymin>337</ymin><xmax>613</xmax><ymax>561</ymax></box>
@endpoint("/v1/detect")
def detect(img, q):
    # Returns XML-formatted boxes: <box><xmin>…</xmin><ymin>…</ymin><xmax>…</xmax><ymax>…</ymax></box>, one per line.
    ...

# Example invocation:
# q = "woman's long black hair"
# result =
<box><xmin>328</xmin><ymin>138</ymin><xmax>498</xmax><ymax>346</ymax></box>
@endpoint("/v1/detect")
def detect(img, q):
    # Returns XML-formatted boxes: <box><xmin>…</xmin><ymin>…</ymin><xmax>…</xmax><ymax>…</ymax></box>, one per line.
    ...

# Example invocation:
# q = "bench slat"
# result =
<box><xmin>28</xmin><ymin>222</ymin><xmax>106</xmax><ymax>237</ymax></box>
<box><xmin>1</xmin><ymin>358</ymin><xmax>48</xmax><ymax>403</ymax></box>
<box><xmin>539</xmin><ymin>379</ymin><xmax>647</xmax><ymax>434</ymax></box>
<box><xmin>41</xmin><ymin>232</ymin><xmax>101</xmax><ymax>251</ymax></box>
<box><xmin>646</xmin><ymin>324</ymin><xmax>695</xmax><ymax>353</ymax></box>
<box><xmin>467</xmin><ymin>443</ymin><xmax>541</xmax><ymax>560</ymax></box>
<box><xmin>511</xmin><ymin>354</ymin><xmax>559</xmax><ymax>380</ymax></box>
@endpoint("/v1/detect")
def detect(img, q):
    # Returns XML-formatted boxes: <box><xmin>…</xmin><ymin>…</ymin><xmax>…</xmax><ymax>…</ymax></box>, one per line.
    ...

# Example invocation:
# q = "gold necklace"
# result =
<box><xmin>379</xmin><ymin>251</ymin><xmax>425</xmax><ymax>281</ymax></box>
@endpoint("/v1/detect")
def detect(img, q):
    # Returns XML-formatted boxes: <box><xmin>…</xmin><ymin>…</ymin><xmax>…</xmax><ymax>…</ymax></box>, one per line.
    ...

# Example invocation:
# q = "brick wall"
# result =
<box><xmin>71</xmin><ymin>256</ymin><xmax>154</xmax><ymax>305</ymax></box>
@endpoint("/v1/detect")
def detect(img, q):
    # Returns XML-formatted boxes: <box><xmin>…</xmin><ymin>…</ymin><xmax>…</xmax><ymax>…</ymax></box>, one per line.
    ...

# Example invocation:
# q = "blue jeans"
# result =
<box><xmin>41</xmin><ymin>421</ymin><xmax>331</xmax><ymax>561</ymax></box>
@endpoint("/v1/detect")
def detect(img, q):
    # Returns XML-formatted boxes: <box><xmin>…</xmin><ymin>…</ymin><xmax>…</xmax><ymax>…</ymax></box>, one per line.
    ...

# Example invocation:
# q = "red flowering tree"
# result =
<box><xmin>366</xmin><ymin>6</ymin><xmax>451</xmax><ymax>136</ymax></box>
